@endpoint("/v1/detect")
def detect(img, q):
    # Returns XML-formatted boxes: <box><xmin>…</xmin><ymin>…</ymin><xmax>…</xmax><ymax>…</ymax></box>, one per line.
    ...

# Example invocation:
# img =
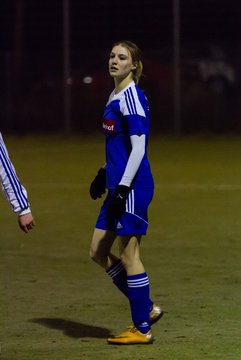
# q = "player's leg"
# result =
<box><xmin>118</xmin><ymin>234</ymin><xmax>144</xmax><ymax>275</ymax></box>
<box><xmin>90</xmin><ymin>191</ymin><xmax>132</xmax><ymax>296</ymax></box>
<box><xmin>120</xmin><ymin>234</ymin><xmax>151</xmax><ymax>333</ymax></box>
<box><xmin>107</xmin><ymin>187</ymin><xmax>163</xmax><ymax>344</ymax></box>
<box><xmin>90</xmin><ymin>190</ymin><xmax>119</xmax><ymax>270</ymax></box>
<box><xmin>90</xmin><ymin>227</ymin><xmax>131</xmax><ymax>298</ymax></box>
<box><xmin>116</xmin><ymin>188</ymin><xmax>163</xmax><ymax>323</ymax></box>
<box><xmin>107</xmin><ymin>234</ymin><xmax>153</xmax><ymax>344</ymax></box>
<box><xmin>89</xmin><ymin>228</ymin><xmax>117</xmax><ymax>269</ymax></box>
<box><xmin>119</xmin><ymin>236</ymin><xmax>163</xmax><ymax>326</ymax></box>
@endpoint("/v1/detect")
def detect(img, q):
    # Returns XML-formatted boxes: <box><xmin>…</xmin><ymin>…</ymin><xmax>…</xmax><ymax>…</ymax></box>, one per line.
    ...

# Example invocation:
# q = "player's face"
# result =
<box><xmin>109</xmin><ymin>45</ymin><xmax>135</xmax><ymax>81</ymax></box>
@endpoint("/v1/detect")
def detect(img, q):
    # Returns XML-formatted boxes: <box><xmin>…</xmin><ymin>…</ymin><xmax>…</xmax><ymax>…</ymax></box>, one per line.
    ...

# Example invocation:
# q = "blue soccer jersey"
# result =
<box><xmin>102</xmin><ymin>81</ymin><xmax>154</xmax><ymax>190</ymax></box>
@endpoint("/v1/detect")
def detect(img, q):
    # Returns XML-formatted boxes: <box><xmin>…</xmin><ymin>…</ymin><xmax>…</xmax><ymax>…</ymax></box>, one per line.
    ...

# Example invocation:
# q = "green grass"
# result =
<box><xmin>1</xmin><ymin>134</ymin><xmax>241</xmax><ymax>360</ymax></box>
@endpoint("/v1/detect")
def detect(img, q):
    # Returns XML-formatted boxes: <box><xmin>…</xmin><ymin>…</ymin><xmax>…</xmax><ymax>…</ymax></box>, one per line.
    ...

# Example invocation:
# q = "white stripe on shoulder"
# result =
<box><xmin>122</xmin><ymin>86</ymin><xmax>145</xmax><ymax>117</ymax></box>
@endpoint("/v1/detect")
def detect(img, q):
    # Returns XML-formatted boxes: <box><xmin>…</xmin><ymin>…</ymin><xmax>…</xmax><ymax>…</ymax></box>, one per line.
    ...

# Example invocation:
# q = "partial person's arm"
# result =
<box><xmin>0</xmin><ymin>133</ymin><xmax>35</xmax><ymax>232</ymax></box>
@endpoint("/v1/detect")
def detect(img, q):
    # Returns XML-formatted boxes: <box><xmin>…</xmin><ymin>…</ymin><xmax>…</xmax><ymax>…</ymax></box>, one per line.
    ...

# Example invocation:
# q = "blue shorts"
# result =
<box><xmin>95</xmin><ymin>188</ymin><xmax>154</xmax><ymax>236</ymax></box>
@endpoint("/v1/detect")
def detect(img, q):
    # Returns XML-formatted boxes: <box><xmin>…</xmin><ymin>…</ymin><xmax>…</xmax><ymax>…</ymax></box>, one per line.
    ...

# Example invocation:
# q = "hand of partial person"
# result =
<box><xmin>108</xmin><ymin>185</ymin><xmax>130</xmax><ymax>218</ymax></box>
<box><xmin>18</xmin><ymin>213</ymin><xmax>36</xmax><ymax>233</ymax></box>
<box><xmin>89</xmin><ymin>168</ymin><xmax>106</xmax><ymax>200</ymax></box>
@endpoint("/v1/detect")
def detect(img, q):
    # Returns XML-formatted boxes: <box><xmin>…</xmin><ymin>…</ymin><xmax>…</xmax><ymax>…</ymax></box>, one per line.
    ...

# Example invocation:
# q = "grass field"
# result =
<box><xmin>1</xmin><ymin>134</ymin><xmax>241</xmax><ymax>360</ymax></box>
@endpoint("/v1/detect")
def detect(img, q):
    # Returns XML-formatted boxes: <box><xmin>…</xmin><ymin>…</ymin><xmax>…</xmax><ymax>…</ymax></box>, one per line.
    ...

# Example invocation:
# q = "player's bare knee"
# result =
<box><xmin>120</xmin><ymin>254</ymin><xmax>133</xmax><ymax>269</ymax></box>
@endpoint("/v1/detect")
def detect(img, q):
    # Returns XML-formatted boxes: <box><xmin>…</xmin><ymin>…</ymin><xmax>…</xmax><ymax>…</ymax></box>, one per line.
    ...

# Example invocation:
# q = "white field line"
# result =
<box><xmin>156</xmin><ymin>184</ymin><xmax>241</xmax><ymax>191</ymax></box>
<box><xmin>25</xmin><ymin>182</ymin><xmax>241</xmax><ymax>191</ymax></box>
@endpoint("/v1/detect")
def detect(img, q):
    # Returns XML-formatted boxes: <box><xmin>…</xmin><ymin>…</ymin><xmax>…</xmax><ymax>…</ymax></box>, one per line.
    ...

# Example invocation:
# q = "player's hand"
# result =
<box><xmin>18</xmin><ymin>213</ymin><xmax>36</xmax><ymax>233</ymax></box>
<box><xmin>108</xmin><ymin>185</ymin><xmax>130</xmax><ymax>218</ymax></box>
<box><xmin>89</xmin><ymin>168</ymin><xmax>106</xmax><ymax>200</ymax></box>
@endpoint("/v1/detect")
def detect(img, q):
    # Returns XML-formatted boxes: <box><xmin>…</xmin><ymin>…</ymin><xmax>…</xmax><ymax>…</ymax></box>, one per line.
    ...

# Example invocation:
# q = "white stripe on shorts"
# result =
<box><xmin>126</xmin><ymin>189</ymin><xmax>135</xmax><ymax>214</ymax></box>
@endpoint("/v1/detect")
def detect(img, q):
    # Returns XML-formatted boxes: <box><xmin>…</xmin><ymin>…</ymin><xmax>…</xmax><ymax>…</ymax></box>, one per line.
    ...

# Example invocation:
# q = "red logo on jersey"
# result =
<box><xmin>102</xmin><ymin>119</ymin><xmax>115</xmax><ymax>133</ymax></box>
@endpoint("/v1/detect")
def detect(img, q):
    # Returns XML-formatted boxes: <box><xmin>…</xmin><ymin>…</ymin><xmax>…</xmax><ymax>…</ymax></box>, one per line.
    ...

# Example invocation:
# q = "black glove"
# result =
<box><xmin>89</xmin><ymin>168</ymin><xmax>106</xmax><ymax>200</ymax></box>
<box><xmin>108</xmin><ymin>185</ymin><xmax>130</xmax><ymax>218</ymax></box>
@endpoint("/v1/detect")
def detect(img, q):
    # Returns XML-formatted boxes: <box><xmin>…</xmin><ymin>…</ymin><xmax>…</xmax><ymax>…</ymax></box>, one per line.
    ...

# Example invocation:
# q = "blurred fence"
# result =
<box><xmin>1</xmin><ymin>48</ymin><xmax>241</xmax><ymax>134</ymax></box>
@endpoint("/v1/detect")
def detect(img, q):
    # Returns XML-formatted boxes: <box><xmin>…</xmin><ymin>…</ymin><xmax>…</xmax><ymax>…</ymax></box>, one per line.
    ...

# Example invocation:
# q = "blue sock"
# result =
<box><xmin>127</xmin><ymin>272</ymin><xmax>151</xmax><ymax>333</ymax></box>
<box><xmin>106</xmin><ymin>259</ymin><xmax>128</xmax><ymax>296</ymax></box>
<box><xmin>107</xmin><ymin>261</ymin><xmax>154</xmax><ymax>312</ymax></box>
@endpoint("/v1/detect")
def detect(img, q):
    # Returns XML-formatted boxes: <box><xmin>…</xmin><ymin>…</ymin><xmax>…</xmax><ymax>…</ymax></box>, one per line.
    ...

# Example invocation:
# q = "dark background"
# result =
<box><xmin>1</xmin><ymin>0</ymin><xmax>241</xmax><ymax>134</ymax></box>
<box><xmin>1</xmin><ymin>0</ymin><xmax>240</xmax><ymax>51</ymax></box>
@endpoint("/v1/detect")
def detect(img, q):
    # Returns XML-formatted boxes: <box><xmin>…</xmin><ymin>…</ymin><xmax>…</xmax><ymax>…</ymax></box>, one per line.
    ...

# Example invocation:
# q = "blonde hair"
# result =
<box><xmin>112</xmin><ymin>40</ymin><xmax>143</xmax><ymax>84</ymax></box>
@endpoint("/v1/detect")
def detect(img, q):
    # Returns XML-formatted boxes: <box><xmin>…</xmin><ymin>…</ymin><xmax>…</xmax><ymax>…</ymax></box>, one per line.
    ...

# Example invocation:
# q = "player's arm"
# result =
<box><xmin>18</xmin><ymin>210</ymin><xmax>35</xmax><ymax>233</ymax></box>
<box><xmin>119</xmin><ymin>134</ymin><xmax>145</xmax><ymax>187</ymax></box>
<box><xmin>108</xmin><ymin>134</ymin><xmax>145</xmax><ymax>218</ymax></box>
<box><xmin>0</xmin><ymin>133</ymin><xmax>35</xmax><ymax>232</ymax></box>
<box><xmin>89</xmin><ymin>163</ymin><xmax>107</xmax><ymax>200</ymax></box>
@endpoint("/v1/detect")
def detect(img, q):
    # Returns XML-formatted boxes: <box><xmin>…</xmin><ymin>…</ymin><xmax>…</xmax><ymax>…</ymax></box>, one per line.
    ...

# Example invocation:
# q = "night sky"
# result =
<box><xmin>1</xmin><ymin>0</ymin><xmax>241</xmax><ymax>54</ymax></box>
<box><xmin>0</xmin><ymin>0</ymin><xmax>240</xmax><ymax>134</ymax></box>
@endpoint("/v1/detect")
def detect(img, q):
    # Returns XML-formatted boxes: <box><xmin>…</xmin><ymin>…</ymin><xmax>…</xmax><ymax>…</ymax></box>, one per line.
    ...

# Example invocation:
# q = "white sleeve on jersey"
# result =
<box><xmin>0</xmin><ymin>133</ymin><xmax>30</xmax><ymax>214</ymax></box>
<box><xmin>119</xmin><ymin>134</ymin><xmax>145</xmax><ymax>187</ymax></box>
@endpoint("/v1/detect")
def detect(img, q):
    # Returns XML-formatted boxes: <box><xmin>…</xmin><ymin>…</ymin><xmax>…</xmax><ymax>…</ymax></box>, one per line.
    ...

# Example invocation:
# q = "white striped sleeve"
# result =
<box><xmin>122</xmin><ymin>86</ymin><xmax>145</xmax><ymax>116</ymax></box>
<box><xmin>0</xmin><ymin>133</ymin><xmax>30</xmax><ymax>214</ymax></box>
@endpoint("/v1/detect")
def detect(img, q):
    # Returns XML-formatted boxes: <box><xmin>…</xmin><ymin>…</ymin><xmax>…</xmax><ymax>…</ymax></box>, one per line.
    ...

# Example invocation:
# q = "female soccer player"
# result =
<box><xmin>89</xmin><ymin>40</ymin><xmax>163</xmax><ymax>344</ymax></box>
<box><xmin>0</xmin><ymin>132</ymin><xmax>35</xmax><ymax>233</ymax></box>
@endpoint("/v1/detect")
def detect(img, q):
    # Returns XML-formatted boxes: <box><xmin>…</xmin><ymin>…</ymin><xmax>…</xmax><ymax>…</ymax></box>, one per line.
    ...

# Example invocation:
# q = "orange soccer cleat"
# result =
<box><xmin>107</xmin><ymin>326</ymin><xmax>153</xmax><ymax>345</ymax></box>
